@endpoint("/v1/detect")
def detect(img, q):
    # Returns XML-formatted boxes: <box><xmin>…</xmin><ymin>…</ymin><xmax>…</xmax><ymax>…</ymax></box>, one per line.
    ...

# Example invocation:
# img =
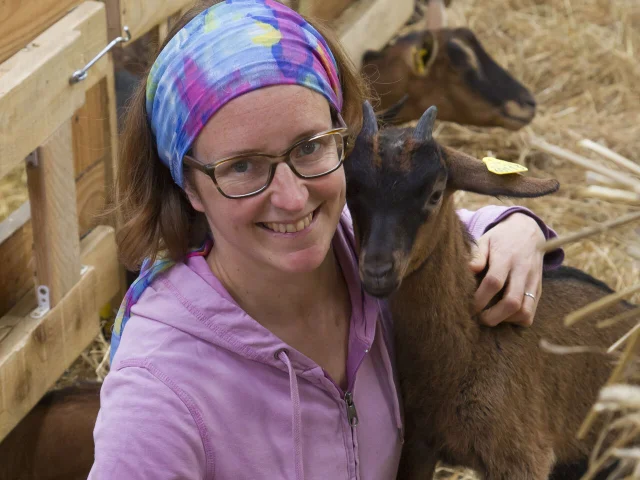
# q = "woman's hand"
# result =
<box><xmin>469</xmin><ymin>213</ymin><xmax>545</xmax><ymax>327</ymax></box>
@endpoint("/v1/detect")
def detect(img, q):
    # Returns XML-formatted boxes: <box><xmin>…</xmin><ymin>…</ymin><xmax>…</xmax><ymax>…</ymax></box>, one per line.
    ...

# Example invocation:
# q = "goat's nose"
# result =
<box><xmin>364</xmin><ymin>261</ymin><xmax>394</xmax><ymax>279</ymax></box>
<box><xmin>520</xmin><ymin>93</ymin><xmax>536</xmax><ymax>109</ymax></box>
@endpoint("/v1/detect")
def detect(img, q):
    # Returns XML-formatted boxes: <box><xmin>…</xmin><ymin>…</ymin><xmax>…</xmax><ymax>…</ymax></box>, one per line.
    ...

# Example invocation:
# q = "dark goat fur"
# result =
<box><xmin>0</xmin><ymin>382</ymin><xmax>100</xmax><ymax>480</ymax></box>
<box><xmin>344</xmin><ymin>102</ymin><xmax>638</xmax><ymax>479</ymax></box>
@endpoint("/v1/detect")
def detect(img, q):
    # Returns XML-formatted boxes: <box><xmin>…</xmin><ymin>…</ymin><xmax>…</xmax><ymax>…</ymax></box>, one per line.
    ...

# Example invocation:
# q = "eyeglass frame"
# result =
<box><xmin>183</xmin><ymin>115</ymin><xmax>349</xmax><ymax>199</ymax></box>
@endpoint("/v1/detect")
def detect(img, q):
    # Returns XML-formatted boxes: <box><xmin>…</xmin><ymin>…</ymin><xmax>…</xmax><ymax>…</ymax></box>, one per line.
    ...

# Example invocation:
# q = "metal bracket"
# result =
<box><xmin>69</xmin><ymin>26</ymin><xmax>132</xmax><ymax>84</ymax></box>
<box><xmin>25</xmin><ymin>149</ymin><xmax>39</xmax><ymax>167</ymax></box>
<box><xmin>29</xmin><ymin>267</ymin><xmax>88</xmax><ymax>318</ymax></box>
<box><xmin>30</xmin><ymin>285</ymin><xmax>51</xmax><ymax>319</ymax></box>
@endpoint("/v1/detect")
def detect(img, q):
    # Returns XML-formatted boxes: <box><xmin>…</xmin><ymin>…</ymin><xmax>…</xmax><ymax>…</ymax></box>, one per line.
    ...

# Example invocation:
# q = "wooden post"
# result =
<box><xmin>26</xmin><ymin>121</ymin><xmax>81</xmax><ymax>307</ymax></box>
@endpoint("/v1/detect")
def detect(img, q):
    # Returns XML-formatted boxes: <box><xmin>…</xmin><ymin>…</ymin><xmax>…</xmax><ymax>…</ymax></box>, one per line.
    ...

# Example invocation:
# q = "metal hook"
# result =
<box><xmin>69</xmin><ymin>26</ymin><xmax>132</xmax><ymax>84</ymax></box>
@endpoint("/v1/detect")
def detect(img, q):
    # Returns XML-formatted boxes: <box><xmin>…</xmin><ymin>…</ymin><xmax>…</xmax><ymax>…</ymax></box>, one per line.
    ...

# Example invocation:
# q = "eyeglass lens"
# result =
<box><xmin>214</xmin><ymin>133</ymin><xmax>344</xmax><ymax>197</ymax></box>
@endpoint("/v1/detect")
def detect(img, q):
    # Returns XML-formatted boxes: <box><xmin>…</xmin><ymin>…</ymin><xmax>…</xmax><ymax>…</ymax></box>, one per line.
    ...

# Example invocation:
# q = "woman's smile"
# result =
<box><xmin>258</xmin><ymin>206</ymin><xmax>319</xmax><ymax>236</ymax></box>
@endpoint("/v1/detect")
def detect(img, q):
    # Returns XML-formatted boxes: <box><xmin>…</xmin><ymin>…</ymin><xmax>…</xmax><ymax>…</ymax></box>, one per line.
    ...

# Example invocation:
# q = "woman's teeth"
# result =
<box><xmin>263</xmin><ymin>212</ymin><xmax>313</xmax><ymax>233</ymax></box>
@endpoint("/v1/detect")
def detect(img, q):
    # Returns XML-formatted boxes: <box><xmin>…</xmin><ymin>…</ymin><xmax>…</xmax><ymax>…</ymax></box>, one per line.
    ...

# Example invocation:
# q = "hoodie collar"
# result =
<box><xmin>149</xmin><ymin>209</ymin><xmax>379</xmax><ymax>379</ymax></box>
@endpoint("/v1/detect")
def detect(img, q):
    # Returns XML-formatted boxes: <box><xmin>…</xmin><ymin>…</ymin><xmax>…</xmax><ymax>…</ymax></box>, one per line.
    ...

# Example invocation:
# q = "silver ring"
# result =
<box><xmin>524</xmin><ymin>292</ymin><xmax>536</xmax><ymax>301</ymax></box>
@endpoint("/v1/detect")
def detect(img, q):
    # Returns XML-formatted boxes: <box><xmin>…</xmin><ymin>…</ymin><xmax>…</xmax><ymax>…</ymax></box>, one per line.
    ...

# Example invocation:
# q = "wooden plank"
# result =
<box><xmin>105</xmin><ymin>0</ymin><xmax>124</xmax><ymax>43</ymax></box>
<box><xmin>0</xmin><ymin>201</ymin><xmax>30</xmax><ymax>245</ymax></box>
<box><xmin>76</xmin><ymin>160</ymin><xmax>106</xmax><ymax>238</ymax></box>
<box><xmin>0</xmin><ymin>220</ymin><xmax>34</xmax><ymax>318</ymax></box>
<box><xmin>0</xmin><ymin>1</ymin><xmax>109</xmax><ymax>179</ymax></box>
<box><xmin>0</xmin><ymin>225</ymin><xmax>119</xmax><ymax>442</ymax></box>
<box><xmin>72</xmin><ymin>80</ymin><xmax>109</xmax><ymax>176</ymax></box>
<box><xmin>112</xmin><ymin>0</ymin><xmax>193</xmax><ymax>42</ymax></box>
<box><xmin>81</xmin><ymin>225</ymin><xmax>121</xmax><ymax>309</ymax></box>
<box><xmin>335</xmin><ymin>0</ymin><xmax>414</xmax><ymax>70</ymax></box>
<box><xmin>298</xmin><ymin>0</ymin><xmax>353</xmax><ymax>22</ymax></box>
<box><xmin>26</xmin><ymin>121</ymin><xmax>81</xmax><ymax>308</ymax></box>
<box><xmin>103</xmin><ymin>68</ymin><xmax>119</xmax><ymax>228</ymax></box>
<box><xmin>0</xmin><ymin>267</ymin><xmax>99</xmax><ymax>443</ymax></box>
<box><xmin>0</xmin><ymin>0</ymin><xmax>83</xmax><ymax>65</ymax></box>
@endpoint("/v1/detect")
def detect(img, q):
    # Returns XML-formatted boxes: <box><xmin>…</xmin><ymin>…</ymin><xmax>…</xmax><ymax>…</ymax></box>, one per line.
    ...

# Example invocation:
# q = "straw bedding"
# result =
<box><xmin>1</xmin><ymin>0</ymin><xmax>638</xmax><ymax>476</ymax></box>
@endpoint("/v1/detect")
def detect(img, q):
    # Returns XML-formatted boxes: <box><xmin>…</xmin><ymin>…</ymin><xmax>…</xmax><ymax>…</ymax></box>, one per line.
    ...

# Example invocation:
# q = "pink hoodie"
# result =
<box><xmin>90</xmin><ymin>206</ymin><xmax>562</xmax><ymax>480</ymax></box>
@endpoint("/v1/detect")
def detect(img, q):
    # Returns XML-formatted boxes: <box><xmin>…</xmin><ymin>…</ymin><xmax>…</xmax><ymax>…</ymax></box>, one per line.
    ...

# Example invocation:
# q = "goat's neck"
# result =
<box><xmin>389</xmin><ymin>200</ymin><xmax>479</xmax><ymax>356</ymax></box>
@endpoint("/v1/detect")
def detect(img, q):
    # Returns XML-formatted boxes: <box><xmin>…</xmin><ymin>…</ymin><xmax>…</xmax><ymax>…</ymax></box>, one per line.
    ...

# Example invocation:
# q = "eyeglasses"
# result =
<box><xmin>184</xmin><ymin>127</ymin><xmax>348</xmax><ymax>199</ymax></box>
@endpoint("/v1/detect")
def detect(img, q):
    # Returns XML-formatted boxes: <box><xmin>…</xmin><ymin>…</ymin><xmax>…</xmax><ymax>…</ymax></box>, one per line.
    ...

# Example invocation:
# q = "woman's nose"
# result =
<box><xmin>268</xmin><ymin>163</ymin><xmax>308</xmax><ymax>211</ymax></box>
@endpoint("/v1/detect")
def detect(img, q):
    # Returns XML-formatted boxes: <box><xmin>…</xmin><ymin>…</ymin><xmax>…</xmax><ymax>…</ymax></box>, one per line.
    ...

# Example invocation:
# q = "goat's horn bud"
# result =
<box><xmin>413</xmin><ymin>106</ymin><xmax>438</xmax><ymax>142</ymax></box>
<box><xmin>361</xmin><ymin>101</ymin><xmax>379</xmax><ymax>136</ymax></box>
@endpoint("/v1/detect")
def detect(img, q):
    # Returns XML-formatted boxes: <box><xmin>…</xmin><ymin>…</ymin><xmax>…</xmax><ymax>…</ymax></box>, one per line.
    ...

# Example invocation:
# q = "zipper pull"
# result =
<box><xmin>345</xmin><ymin>391</ymin><xmax>359</xmax><ymax>427</ymax></box>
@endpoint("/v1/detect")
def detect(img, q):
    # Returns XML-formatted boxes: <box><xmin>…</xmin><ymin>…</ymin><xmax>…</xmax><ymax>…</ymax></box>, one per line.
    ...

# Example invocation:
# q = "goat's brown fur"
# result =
<box><xmin>393</xmin><ymin>197</ymin><xmax>632</xmax><ymax>479</ymax></box>
<box><xmin>0</xmin><ymin>382</ymin><xmax>100</xmax><ymax>480</ymax></box>
<box><xmin>362</xmin><ymin>28</ymin><xmax>537</xmax><ymax>130</ymax></box>
<box><xmin>345</xmin><ymin>103</ymin><xmax>636</xmax><ymax>479</ymax></box>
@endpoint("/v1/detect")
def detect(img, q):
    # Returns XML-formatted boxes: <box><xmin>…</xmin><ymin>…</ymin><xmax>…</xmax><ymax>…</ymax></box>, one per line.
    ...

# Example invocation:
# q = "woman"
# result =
<box><xmin>90</xmin><ymin>1</ymin><xmax>563</xmax><ymax>478</ymax></box>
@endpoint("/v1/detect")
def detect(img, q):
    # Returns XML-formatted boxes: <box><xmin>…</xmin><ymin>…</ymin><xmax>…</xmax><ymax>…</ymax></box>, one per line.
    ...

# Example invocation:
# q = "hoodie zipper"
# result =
<box><xmin>345</xmin><ymin>391</ymin><xmax>359</xmax><ymax>426</ymax></box>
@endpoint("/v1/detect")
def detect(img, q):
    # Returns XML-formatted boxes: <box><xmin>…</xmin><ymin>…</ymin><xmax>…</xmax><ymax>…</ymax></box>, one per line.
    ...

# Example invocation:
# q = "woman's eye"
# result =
<box><xmin>299</xmin><ymin>141</ymin><xmax>320</xmax><ymax>156</ymax></box>
<box><xmin>232</xmin><ymin>160</ymin><xmax>250</xmax><ymax>173</ymax></box>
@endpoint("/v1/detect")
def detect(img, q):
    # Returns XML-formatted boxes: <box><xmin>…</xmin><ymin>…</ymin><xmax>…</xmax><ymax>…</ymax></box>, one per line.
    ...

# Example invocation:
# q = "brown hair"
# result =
<box><xmin>114</xmin><ymin>0</ymin><xmax>369</xmax><ymax>271</ymax></box>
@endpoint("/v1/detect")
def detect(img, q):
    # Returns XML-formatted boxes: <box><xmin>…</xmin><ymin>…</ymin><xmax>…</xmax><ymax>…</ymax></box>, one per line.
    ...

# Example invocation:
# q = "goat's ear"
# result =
<box><xmin>377</xmin><ymin>94</ymin><xmax>409</xmax><ymax>124</ymax></box>
<box><xmin>442</xmin><ymin>146</ymin><xmax>560</xmax><ymax>198</ymax></box>
<box><xmin>411</xmin><ymin>31</ymin><xmax>436</xmax><ymax>76</ymax></box>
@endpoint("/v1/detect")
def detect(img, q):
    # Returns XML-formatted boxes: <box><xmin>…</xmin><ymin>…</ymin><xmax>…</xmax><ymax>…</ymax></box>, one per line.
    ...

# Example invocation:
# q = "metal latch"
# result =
<box><xmin>69</xmin><ymin>26</ymin><xmax>132</xmax><ymax>84</ymax></box>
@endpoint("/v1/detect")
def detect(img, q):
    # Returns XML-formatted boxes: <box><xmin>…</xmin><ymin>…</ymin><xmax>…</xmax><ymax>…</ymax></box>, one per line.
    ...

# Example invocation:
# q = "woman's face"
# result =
<box><xmin>188</xmin><ymin>85</ymin><xmax>346</xmax><ymax>275</ymax></box>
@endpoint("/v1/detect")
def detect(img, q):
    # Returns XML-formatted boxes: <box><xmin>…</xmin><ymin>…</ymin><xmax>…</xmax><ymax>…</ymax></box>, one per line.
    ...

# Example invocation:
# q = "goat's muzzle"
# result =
<box><xmin>501</xmin><ymin>93</ymin><xmax>536</xmax><ymax>130</ymax></box>
<box><xmin>361</xmin><ymin>260</ymin><xmax>400</xmax><ymax>298</ymax></box>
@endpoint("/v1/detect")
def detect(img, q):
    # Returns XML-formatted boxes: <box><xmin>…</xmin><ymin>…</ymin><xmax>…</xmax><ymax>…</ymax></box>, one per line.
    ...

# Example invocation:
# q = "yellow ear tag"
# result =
<box><xmin>482</xmin><ymin>157</ymin><xmax>528</xmax><ymax>175</ymax></box>
<box><xmin>414</xmin><ymin>47</ymin><xmax>428</xmax><ymax>75</ymax></box>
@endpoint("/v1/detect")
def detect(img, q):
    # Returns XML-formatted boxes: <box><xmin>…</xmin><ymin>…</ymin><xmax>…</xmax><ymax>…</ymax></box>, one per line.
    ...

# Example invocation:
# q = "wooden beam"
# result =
<box><xmin>335</xmin><ymin>0</ymin><xmax>414</xmax><ymax>70</ymax></box>
<box><xmin>103</xmin><ymin>68</ymin><xmax>120</xmax><ymax>231</ymax></box>
<box><xmin>0</xmin><ymin>268</ymin><xmax>99</xmax><ymax>443</ymax></box>
<box><xmin>111</xmin><ymin>0</ymin><xmax>194</xmax><ymax>42</ymax></box>
<box><xmin>26</xmin><ymin>121</ymin><xmax>81</xmax><ymax>308</ymax></box>
<box><xmin>0</xmin><ymin>219</ymin><xmax>34</xmax><ymax>319</ymax></box>
<box><xmin>0</xmin><ymin>202</ymin><xmax>30</xmax><ymax>246</ymax></box>
<box><xmin>80</xmin><ymin>226</ymin><xmax>121</xmax><ymax>309</ymax></box>
<box><xmin>0</xmin><ymin>225</ymin><xmax>119</xmax><ymax>443</ymax></box>
<box><xmin>0</xmin><ymin>1</ymin><xmax>109</xmax><ymax>179</ymax></box>
<box><xmin>298</xmin><ymin>0</ymin><xmax>353</xmax><ymax>22</ymax></box>
<box><xmin>72</xmin><ymin>80</ymin><xmax>109</xmax><ymax>176</ymax></box>
<box><xmin>0</xmin><ymin>0</ymin><xmax>83</xmax><ymax>65</ymax></box>
<box><xmin>76</xmin><ymin>161</ymin><xmax>106</xmax><ymax>238</ymax></box>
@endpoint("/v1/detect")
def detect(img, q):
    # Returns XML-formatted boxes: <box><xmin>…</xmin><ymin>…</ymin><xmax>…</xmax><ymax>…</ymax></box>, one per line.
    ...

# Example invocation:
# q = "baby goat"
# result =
<box><xmin>344</xmin><ymin>102</ymin><xmax>636</xmax><ymax>480</ymax></box>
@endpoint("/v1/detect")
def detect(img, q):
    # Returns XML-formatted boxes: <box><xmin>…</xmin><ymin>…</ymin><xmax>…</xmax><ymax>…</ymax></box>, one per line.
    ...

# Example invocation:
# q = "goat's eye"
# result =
<box><xmin>429</xmin><ymin>190</ymin><xmax>443</xmax><ymax>205</ymax></box>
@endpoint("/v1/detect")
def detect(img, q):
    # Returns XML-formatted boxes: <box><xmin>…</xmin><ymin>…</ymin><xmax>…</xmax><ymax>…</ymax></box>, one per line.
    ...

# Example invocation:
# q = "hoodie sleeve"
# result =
<box><xmin>456</xmin><ymin>205</ymin><xmax>564</xmax><ymax>269</ymax></box>
<box><xmin>89</xmin><ymin>361</ymin><xmax>209</xmax><ymax>480</ymax></box>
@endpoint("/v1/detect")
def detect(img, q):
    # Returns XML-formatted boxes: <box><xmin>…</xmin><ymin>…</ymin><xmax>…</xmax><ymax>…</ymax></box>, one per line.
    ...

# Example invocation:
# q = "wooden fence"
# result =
<box><xmin>0</xmin><ymin>0</ymin><xmax>413</xmax><ymax>442</ymax></box>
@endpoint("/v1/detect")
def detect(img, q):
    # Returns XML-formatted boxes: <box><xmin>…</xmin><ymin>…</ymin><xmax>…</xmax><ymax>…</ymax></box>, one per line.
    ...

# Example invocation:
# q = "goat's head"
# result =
<box><xmin>362</xmin><ymin>28</ymin><xmax>536</xmax><ymax>130</ymax></box>
<box><xmin>344</xmin><ymin>102</ymin><xmax>559</xmax><ymax>298</ymax></box>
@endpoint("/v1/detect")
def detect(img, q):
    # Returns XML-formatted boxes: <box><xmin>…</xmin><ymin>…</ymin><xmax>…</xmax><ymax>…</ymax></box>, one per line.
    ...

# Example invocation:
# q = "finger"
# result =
<box><xmin>469</xmin><ymin>238</ymin><xmax>489</xmax><ymax>273</ymax></box>
<box><xmin>504</xmin><ymin>275</ymin><xmax>541</xmax><ymax>327</ymax></box>
<box><xmin>473</xmin><ymin>257</ymin><xmax>510</xmax><ymax>314</ymax></box>
<box><xmin>479</xmin><ymin>265</ymin><xmax>528</xmax><ymax>327</ymax></box>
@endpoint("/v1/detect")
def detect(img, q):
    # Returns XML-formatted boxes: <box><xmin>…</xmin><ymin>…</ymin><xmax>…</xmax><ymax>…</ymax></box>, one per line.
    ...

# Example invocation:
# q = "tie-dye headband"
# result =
<box><xmin>146</xmin><ymin>0</ymin><xmax>344</xmax><ymax>188</ymax></box>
